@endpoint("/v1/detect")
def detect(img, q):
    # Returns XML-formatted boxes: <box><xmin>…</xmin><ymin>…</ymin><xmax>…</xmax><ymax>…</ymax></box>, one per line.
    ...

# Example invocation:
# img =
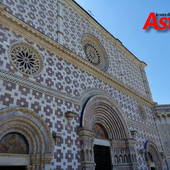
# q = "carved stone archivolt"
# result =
<box><xmin>9</xmin><ymin>42</ymin><xmax>44</xmax><ymax>77</ymax></box>
<box><xmin>0</xmin><ymin>107</ymin><xmax>53</xmax><ymax>170</ymax></box>
<box><xmin>144</xmin><ymin>140</ymin><xmax>162</xmax><ymax>169</ymax></box>
<box><xmin>82</xmin><ymin>95</ymin><xmax>129</xmax><ymax>139</ymax></box>
<box><xmin>78</xmin><ymin>95</ymin><xmax>138</xmax><ymax>170</ymax></box>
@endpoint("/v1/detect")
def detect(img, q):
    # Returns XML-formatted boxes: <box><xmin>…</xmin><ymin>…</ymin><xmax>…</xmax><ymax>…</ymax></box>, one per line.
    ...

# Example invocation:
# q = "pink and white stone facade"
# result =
<box><xmin>1</xmin><ymin>0</ymin><xmax>58</xmax><ymax>41</ymax></box>
<box><xmin>0</xmin><ymin>0</ymin><xmax>151</xmax><ymax>98</ymax></box>
<box><xmin>0</xmin><ymin>0</ymin><xmax>168</xmax><ymax>169</ymax></box>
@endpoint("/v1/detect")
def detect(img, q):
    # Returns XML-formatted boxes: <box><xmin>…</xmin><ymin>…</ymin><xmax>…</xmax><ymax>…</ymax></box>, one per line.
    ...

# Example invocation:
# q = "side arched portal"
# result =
<box><xmin>78</xmin><ymin>95</ymin><xmax>138</xmax><ymax>170</ymax></box>
<box><xmin>144</xmin><ymin>140</ymin><xmax>162</xmax><ymax>169</ymax></box>
<box><xmin>0</xmin><ymin>107</ymin><xmax>53</xmax><ymax>170</ymax></box>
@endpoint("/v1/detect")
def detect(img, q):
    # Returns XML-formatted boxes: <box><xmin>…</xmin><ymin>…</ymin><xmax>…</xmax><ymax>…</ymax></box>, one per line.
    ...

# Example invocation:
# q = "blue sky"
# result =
<box><xmin>75</xmin><ymin>0</ymin><xmax>170</xmax><ymax>104</ymax></box>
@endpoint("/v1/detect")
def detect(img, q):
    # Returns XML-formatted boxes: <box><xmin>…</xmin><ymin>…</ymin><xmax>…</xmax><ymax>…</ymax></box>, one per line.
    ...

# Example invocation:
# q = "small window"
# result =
<box><xmin>138</xmin><ymin>105</ymin><xmax>146</xmax><ymax>120</ymax></box>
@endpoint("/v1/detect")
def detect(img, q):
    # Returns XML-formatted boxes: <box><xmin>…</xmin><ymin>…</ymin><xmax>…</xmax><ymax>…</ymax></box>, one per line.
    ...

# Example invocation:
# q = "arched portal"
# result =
<box><xmin>0</xmin><ymin>107</ymin><xmax>53</xmax><ymax>170</ymax></box>
<box><xmin>82</xmin><ymin>95</ymin><xmax>129</xmax><ymax>139</ymax></box>
<box><xmin>78</xmin><ymin>95</ymin><xmax>138</xmax><ymax>170</ymax></box>
<box><xmin>144</xmin><ymin>140</ymin><xmax>162</xmax><ymax>169</ymax></box>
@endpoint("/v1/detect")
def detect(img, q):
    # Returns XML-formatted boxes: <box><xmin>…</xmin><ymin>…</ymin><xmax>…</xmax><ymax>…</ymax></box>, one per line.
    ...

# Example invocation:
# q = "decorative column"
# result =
<box><xmin>57</xmin><ymin>0</ymin><xmax>64</xmax><ymax>45</ymax></box>
<box><xmin>30</xmin><ymin>154</ymin><xmax>36</xmax><ymax>170</ymax></box>
<box><xmin>77</xmin><ymin>128</ymin><xmax>95</xmax><ymax>170</ymax></box>
<box><xmin>40</xmin><ymin>154</ymin><xmax>46</xmax><ymax>170</ymax></box>
<box><xmin>139</xmin><ymin>65</ymin><xmax>153</xmax><ymax>100</ymax></box>
<box><xmin>26</xmin><ymin>165</ymin><xmax>32</xmax><ymax>170</ymax></box>
<box><xmin>126</xmin><ymin>138</ymin><xmax>138</xmax><ymax>169</ymax></box>
<box><xmin>115</xmin><ymin>43</ymin><xmax>125</xmax><ymax>84</ymax></box>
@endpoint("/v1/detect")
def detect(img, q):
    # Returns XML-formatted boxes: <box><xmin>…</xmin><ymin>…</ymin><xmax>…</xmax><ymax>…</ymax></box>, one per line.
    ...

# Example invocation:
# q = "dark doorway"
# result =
<box><xmin>0</xmin><ymin>166</ymin><xmax>26</xmax><ymax>170</ymax></box>
<box><xmin>151</xmin><ymin>168</ymin><xmax>155</xmax><ymax>170</ymax></box>
<box><xmin>94</xmin><ymin>145</ymin><xmax>112</xmax><ymax>170</ymax></box>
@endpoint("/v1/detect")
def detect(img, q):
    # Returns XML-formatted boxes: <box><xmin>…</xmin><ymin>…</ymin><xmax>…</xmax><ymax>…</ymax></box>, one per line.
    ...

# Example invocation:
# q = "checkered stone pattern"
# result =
<box><xmin>1</xmin><ymin>0</ymin><xmax>148</xmax><ymax>98</ymax></box>
<box><xmin>0</xmin><ymin>26</ymin><xmax>146</xmax><ymax>99</ymax></box>
<box><xmin>121</xmin><ymin>98</ymin><xmax>156</xmax><ymax>128</ymax></box>
<box><xmin>0</xmin><ymin>80</ymin><xmax>167</xmax><ymax>169</ymax></box>
<box><xmin>0</xmin><ymin>26</ymin><xmax>160</xmax><ymax>132</ymax></box>
<box><xmin>62</xmin><ymin>2</ymin><xmax>148</xmax><ymax>98</ymax></box>
<box><xmin>0</xmin><ymin>79</ymin><xmax>81</xmax><ymax>170</ymax></box>
<box><xmin>0</xmin><ymin>26</ymin><xmax>167</xmax><ymax>168</ymax></box>
<box><xmin>1</xmin><ymin>0</ymin><xmax>149</xmax><ymax>98</ymax></box>
<box><xmin>1</xmin><ymin>0</ymin><xmax>58</xmax><ymax>41</ymax></box>
<box><xmin>118</xmin><ymin>50</ymin><xmax>147</xmax><ymax>98</ymax></box>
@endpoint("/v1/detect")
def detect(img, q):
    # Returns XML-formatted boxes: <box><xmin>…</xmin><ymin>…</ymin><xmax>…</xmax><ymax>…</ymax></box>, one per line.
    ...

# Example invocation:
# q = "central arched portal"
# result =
<box><xmin>78</xmin><ymin>95</ymin><xmax>138</xmax><ymax>170</ymax></box>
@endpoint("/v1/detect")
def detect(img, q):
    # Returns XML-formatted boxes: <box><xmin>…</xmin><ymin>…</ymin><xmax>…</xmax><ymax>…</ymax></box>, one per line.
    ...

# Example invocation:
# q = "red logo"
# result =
<box><xmin>143</xmin><ymin>12</ymin><xmax>170</xmax><ymax>30</ymax></box>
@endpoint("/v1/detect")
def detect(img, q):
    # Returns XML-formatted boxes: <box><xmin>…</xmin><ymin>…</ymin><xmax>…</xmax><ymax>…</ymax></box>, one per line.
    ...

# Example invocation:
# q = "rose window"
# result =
<box><xmin>83</xmin><ymin>43</ymin><xmax>101</xmax><ymax>66</ymax></box>
<box><xmin>9</xmin><ymin>42</ymin><xmax>43</xmax><ymax>76</ymax></box>
<box><xmin>82</xmin><ymin>34</ymin><xmax>108</xmax><ymax>71</ymax></box>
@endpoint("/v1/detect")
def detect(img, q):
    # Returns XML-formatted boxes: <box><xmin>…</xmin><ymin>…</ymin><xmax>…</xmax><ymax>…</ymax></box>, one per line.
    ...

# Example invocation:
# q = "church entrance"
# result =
<box><xmin>0</xmin><ymin>166</ymin><xmax>26</xmax><ymax>170</ymax></box>
<box><xmin>94</xmin><ymin>145</ymin><xmax>112</xmax><ymax>170</ymax></box>
<box><xmin>79</xmin><ymin>95</ymin><xmax>138</xmax><ymax>169</ymax></box>
<box><xmin>0</xmin><ymin>108</ymin><xmax>54</xmax><ymax>170</ymax></box>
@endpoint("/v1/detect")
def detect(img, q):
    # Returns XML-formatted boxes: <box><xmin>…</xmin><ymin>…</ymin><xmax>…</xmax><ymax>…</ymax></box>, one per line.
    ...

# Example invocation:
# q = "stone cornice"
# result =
<box><xmin>154</xmin><ymin>105</ymin><xmax>170</xmax><ymax>112</ymax></box>
<box><xmin>66</xmin><ymin>0</ymin><xmax>147</xmax><ymax>68</ymax></box>
<box><xmin>0</xmin><ymin>69</ymin><xmax>79</xmax><ymax>104</ymax></box>
<box><xmin>155</xmin><ymin>112</ymin><xmax>170</xmax><ymax>121</ymax></box>
<box><xmin>0</xmin><ymin>4</ymin><xmax>155</xmax><ymax>108</ymax></box>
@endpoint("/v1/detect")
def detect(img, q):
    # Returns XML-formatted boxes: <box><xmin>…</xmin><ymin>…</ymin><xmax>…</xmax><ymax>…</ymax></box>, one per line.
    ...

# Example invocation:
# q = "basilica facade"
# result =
<box><xmin>0</xmin><ymin>0</ymin><xmax>169</xmax><ymax>169</ymax></box>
